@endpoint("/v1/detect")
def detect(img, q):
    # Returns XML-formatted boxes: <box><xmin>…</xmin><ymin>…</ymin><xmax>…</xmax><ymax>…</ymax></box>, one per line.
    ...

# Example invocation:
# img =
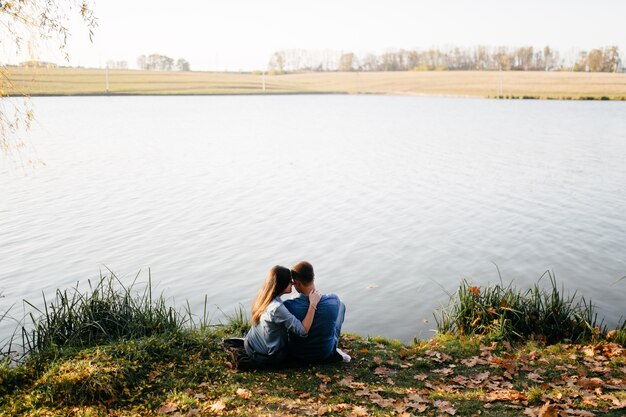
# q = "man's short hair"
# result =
<box><xmin>291</xmin><ymin>261</ymin><xmax>314</xmax><ymax>284</ymax></box>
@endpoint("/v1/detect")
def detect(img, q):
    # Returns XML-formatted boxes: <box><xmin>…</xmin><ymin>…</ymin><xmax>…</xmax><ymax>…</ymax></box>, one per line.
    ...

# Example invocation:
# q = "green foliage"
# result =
<box><xmin>435</xmin><ymin>271</ymin><xmax>603</xmax><ymax>343</ymax></box>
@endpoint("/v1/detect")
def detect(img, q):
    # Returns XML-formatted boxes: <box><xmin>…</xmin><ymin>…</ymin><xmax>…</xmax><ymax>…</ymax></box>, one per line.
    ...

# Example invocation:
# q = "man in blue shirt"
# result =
<box><xmin>283</xmin><ymin>261</ymin><xmax>351</xmax><ymax>364</ymax></box>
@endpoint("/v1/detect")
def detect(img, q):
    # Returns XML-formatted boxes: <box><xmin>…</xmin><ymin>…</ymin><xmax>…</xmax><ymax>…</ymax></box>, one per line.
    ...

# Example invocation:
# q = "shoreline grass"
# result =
<box><xmin>1</xmin><ymin>273</ymin><xmax>624</xmax><ymax>416</ymax></box>
<box><xmin>4</xmin><ymin>67</ymin><xmax>626</xmax><ymax>100</ymax></box>
<box><xmin>435</xmin><ymin>271</ymin><xmax>604</xmax><ymax>344</ymax></box>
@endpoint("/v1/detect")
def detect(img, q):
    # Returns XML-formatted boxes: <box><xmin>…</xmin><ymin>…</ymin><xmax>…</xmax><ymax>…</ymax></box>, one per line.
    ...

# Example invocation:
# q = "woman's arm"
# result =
<box><xmin>274</xmin><ymin>290</ymin><xmax>322</xmax><ymax>336</ymax></box>
<box><xmin>300</xmin><ymin>290</ymin><xmax>321</xmax><ymax>333</ymax></box>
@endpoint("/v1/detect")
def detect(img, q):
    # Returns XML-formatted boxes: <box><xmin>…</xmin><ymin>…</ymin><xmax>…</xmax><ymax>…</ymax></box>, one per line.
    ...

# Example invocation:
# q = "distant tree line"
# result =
<box><xmin>267</xmin><ymin>46</ymin><xmax>622</xmax><ymax>73</ymax></box>
<box><xmin>136</xmin><ymin>54</ymin><xmax>191</xmax><ymax>71</ymax></box>
<box><xmin>106</xmin><ymin>60</ymin><xmax>128</xmax><ymax>70</ymax></box>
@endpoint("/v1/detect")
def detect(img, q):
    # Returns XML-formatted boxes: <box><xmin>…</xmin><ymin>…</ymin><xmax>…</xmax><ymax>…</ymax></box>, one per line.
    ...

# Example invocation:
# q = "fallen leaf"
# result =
<box><xmin>433</xmin><ymin>367</ymin><xmax>454</xmax><ymax>376</ymax></box>
<box><xmin>405</xmin><ymin>402</ymin><xmax>428</xmax><ymax>413</ymax></box>
<box><xmin>527</xmin><ymin>372</ymin><xmax>544</xmax><ymax>383</ymax></box>
<box><xmin>316</xmin><ymin>372</ymin><xmax>331</xmax><ymax>383</ymax></box>
<box><xmin>578</xmin><ymin>377</ymin><xmax>603</xmax><ymax>389</ymax></box>
<box><xmin>433</xmin><ymin>400</ymin><xmax>456</xmax><ymax>415</ymax></box>
<box><xmin>538</xmin><ymin>402</ymin><xmax>557</xmax><ymax>417</ymax></box>
<box><xmin>414</xmin><ymin>373</ymin><xmax>428</xmax><ymax>381</ymax></box>
<box><xmin>317</xmin><ymin>405</ymin><xmax>329</xmax><ymax>416</ymax></box>
<box><xmin>461</xmin><ymin>357</ymin><xmax>479</xmax><ymax>367</ymax></box>
<box><xmin>157</xmin><ymin>402</ymin><xmax>178</xmax><ymax>414</ymax></box>
<box><xmin>502</xmin><ymin>360</ymin><xmax>518</xmax><ymax>374</ymax></box>
<box><xmin>350</xmin><ymin>405</ymin><xmax>368</xmax><ymax>416</ymax></box>
<box><xmin>582</xmin><ymin>346</ymin><xmax>596</xmax><ymax>357</ymax></box>
<box><xmin>208</xmin><ymin>400</ymin><xmax>226</xmax><ymax>413</ymax></box>
<box><xmin>471</xmin><ymin>371</ymin><xmax>490</xmax><ymax>384</ymax></box>
<box><xmin>524</xmin><ymin>407</ymin><xmax>539</xmax><ymax>417</ymax></box>
<box><xmin>564</xmin><ymin>409</ymin><xmax>595</xmax><ymax>417</ymax></box>
<box><xmin>236</xmin><ymin>388</ymin><xmax>252</xmax><ymax>399</ymax></box>
<box><xmin>339</xmin><ymin>376</ymin><xmax>354</xmax><ymax>387</ymax></box>
<box><xmin>482</xmin><ymin>389</ymin><xmax>526</xmax><ymax>402</ymax></box>
<box><xmin>374</xmin><ymin>366</ymin><xmax>391</xmax><ymax>377</ymax></box>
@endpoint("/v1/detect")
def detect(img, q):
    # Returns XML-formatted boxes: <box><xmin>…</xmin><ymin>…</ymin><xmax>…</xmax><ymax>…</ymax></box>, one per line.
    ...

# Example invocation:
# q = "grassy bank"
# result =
<box><xmin>3</xmin><ymin>67</ymin><xmax>626</xmax><ymax>99</ymax></box>
<box><xmin>1</xmin><ymin>275</ymin><xmax>625</xmax><ymax>416</ymax></box>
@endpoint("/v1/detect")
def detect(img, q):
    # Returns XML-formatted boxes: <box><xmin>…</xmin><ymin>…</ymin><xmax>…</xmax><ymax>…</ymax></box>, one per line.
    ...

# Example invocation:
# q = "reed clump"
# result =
<box><xmin>435</xmin><ymin>271</ymin><xmax>602</xmax><ymax>343</ymax></box>
<box><xmin>21</xmin><ymin>271</ymin><xmax>186</xmax><ymax>356</ymax></box>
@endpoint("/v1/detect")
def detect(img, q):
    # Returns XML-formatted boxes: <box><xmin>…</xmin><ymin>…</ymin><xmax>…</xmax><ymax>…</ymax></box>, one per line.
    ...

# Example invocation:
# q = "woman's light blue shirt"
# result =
<box><xmin>245</xmin><ymin>297</ymin><xmax>307</xmax><ymax>356</ymax></box>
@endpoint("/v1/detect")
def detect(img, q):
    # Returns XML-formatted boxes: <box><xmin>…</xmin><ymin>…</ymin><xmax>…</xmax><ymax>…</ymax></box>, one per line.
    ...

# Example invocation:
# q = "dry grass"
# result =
<box><xmin>3</xmin><ymin>66</ymin><xmax>626</xmax><ymax>99</ymax></box>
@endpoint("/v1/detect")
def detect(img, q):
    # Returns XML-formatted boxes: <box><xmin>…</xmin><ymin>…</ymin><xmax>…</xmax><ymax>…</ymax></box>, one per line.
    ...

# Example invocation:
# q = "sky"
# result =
<box><xmin>3</xmin><ymin>0</ymin><xmax>626</xmax><ymax>71</ymax></box>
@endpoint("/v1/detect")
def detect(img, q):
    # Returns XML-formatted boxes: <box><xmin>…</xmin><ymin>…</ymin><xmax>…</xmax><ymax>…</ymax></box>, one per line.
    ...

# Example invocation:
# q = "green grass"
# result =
<box><xmin>435</xmin><ymin>271</ymin><xmax>604</xmax><ymax>343</ymax></box>
<box><xmin>4</xmin><ymin>329</ymin><xmax>624</xmax><ymax>416</ymax></box>
<box><xmin>435</xmin><ymin>271</ymin><xmax>606</xmax><ymax>343</ymax></box>
<box><xmin>19</xmin><ymin>271</ymin><xmax>187</xmax><ymax>357</ymax></box>
<box><xmin>0</xmin><ymin>273</ymin><xmax>625</xmax><ymax>416</ymax></box>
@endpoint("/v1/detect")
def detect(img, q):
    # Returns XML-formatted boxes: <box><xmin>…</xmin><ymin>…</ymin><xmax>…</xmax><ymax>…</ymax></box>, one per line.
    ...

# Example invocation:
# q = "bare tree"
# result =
<box><xmin>339</xmin><ymin>53</ymin><xmax>355</xmax><ymax>72</ymax></box>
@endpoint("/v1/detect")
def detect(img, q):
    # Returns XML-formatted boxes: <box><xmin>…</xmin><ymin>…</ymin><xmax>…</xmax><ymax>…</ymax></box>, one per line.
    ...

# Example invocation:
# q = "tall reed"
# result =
<box><xmin>20</xmin><ymin>271</ymin><xmax>186</xmax><ymax>356</ymax></box>
<box><xmin>435</xmin><ymin>271</ymin><xmax>603</xmax><ymax>343</ymax></box>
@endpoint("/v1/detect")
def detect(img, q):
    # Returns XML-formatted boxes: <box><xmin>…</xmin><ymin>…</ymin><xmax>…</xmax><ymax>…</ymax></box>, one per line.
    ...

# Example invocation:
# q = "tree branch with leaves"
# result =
<box><xmin>1</xmin><ymin>0</ymin><xmax>97</xmax><ymax>162</ymax></box>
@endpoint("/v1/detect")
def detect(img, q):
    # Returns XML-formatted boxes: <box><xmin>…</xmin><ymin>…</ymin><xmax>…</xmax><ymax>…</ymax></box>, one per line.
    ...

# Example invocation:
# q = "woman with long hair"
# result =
<box><xmin>244</xmin><ymin>265</ymin><xmax>320</xmax><ymax>367</ymax></box>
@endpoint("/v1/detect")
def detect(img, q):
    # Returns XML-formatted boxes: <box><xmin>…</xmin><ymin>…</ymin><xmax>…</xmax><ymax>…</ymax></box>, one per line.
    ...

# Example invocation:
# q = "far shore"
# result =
<box><xmin>4</xmin><ymin>67</ymin><xmax>626</xmax><ymax>100</ymax></box>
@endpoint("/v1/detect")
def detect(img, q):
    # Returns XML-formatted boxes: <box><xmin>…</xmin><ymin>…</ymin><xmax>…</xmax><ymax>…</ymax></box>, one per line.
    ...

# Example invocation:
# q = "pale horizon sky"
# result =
<box><xmin>3</xmin><ymin>0</ymin><xmax>626</xmax><ymax>71</ymax></box>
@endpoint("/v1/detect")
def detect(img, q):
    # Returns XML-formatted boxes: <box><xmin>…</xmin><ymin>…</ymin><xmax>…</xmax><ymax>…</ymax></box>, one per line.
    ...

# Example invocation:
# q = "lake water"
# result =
<box><xmin>1</xmin><ymin>95</ymin><xmax>625</xmax><ymax>343</ymax></box>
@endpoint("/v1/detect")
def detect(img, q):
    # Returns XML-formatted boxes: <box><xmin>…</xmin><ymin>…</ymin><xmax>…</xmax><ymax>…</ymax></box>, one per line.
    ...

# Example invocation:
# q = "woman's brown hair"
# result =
<box><xmin>251</xmin><ymin>265</ymin><xmax>292</xmax><ymax>325</ymax></box>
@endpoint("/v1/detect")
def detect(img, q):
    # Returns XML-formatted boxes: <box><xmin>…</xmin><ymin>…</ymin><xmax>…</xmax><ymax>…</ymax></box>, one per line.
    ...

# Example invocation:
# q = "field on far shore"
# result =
<box><xmin>3</xmin><ymin>66</ymin><xmax>626</xmax><ymax>99</ymax></box>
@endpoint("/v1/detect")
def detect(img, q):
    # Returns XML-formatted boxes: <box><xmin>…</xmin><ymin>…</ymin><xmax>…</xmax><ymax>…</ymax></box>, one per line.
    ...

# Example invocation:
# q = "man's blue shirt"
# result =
<box><xmin>283</xmin><ymin>293</ymin><xmax>344</xmax><ymax>363</ymax></box>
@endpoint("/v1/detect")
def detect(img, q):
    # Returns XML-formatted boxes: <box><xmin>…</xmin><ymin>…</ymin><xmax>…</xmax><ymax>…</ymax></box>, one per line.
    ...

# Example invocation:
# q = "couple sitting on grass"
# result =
<box><xmin>226</xmin><ymin>261</ymin><xmax>350</xmax><ymax>369</ymax></box>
